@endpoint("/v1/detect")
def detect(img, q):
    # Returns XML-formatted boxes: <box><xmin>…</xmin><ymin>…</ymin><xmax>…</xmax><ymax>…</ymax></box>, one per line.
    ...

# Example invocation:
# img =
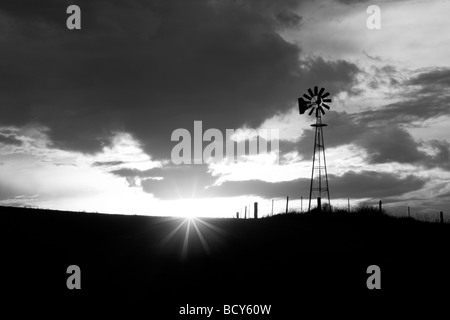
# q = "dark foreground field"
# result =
<box><xmin>2</xmin><ymin>206</ymin><xmax>449</xmax><ymax>317</ymax></box>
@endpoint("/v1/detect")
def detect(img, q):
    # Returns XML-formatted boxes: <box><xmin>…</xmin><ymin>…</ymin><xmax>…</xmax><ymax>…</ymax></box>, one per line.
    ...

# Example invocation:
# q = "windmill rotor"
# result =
<box><xmin>298</xmin><ymin>86</ymin><xmax>332</xmax><ymax>117</ymax></box>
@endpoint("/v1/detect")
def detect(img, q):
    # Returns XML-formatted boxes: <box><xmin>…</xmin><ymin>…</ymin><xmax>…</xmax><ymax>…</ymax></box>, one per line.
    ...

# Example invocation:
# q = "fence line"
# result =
<box><xmin>234</xmin><ymin>197</ymin><xmax>446</xmax><ymax>224</ymax></box>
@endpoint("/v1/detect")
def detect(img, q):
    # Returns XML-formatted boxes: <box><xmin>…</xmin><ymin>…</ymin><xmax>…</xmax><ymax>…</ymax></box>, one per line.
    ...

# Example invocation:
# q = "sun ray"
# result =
<box><xmin>195</xmin><ymin>218</ymin><xmax>227</xmax><ymax>236</ymax></box>
<box><xmin>159</xmin><ymin>216</ymin><xmax>227</xmax><ymax>259</ymax></box>
<box><xmin>160</xmin><ymin>218</ymin><xmax>187</xmax><ymax>246</ymax></box>
<box><xmin>181</xmin><ymin>218</ymin><xmax>191</xmax><ymax>259</ymax></box>
<box><xmin>191</xmin><ymin>218</ymin><xmax>211</xmax><ymax>255</ymax></box>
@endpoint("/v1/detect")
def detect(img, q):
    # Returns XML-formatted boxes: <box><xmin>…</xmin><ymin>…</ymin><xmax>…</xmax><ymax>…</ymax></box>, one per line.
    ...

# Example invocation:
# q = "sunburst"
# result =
<box><xmin>160</xmin><ymin>217</ymin><xmax>226</xmax><ymax>260</ymax></box>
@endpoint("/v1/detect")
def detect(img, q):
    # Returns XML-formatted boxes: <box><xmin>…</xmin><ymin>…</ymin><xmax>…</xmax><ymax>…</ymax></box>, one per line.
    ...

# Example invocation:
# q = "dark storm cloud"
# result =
<box><xmin>275</xmin><ymin>11</ymin><xmax>302</xmax><ymax>28</ymax></box>
<box><xmin>111</xmin><ymin>162</ymin><xmax>427</xmax><ymax>200</ymax></box>
<box><xmin>0</xmin><ymin>0</ymin><xmax>361</xmax><ymax>160</ymax></box>
<box><xmin>300</xmin><ymin>57</ymin><xmax>361</xmax><ymax>95</ymax></box>
<box><xmin>297</xmin><ymin>111</ymin><xmax>365</xmax><ymax>155</ymax></box>
<box><xmin>111</xmin><ymin>163</ymin><xmax>304</xmax><ymax>199</ymax></box>
<box><xmin>357</xmin><ymin>128</ymin><xmax>450</xmax><ymax>170</ymax></box>
<box><xmin>427</xmin><ymin>140</ymin><xmax>450</xmax><ymax>171</ymax></box>
<box><xmin>408</xmin><ymin>68</ymin><xmax>450</xmax><ymax>87</ymax></box>
<box><xmin>207</xmin><ymin>170</ymin><xmax>426</xmax><ymax>199</ymax></box>
<box><xmin>356</xmin><ymin>126</ymin><xmax>424</xmax><ymax>164</ymax></box>
<box><xmin>329</xmin><ymin>171</ymin><xmax>427</xmax><ymax>198</ymax></box>
<box><xmin>207</xmin><ymin>178</ymin><xmax>309</xmax><ymax>198</ymax></box>
<box><xmin>279</xmin><ymin>111</ymin><xmax>367</xmax><ymax>159</ymax></box>
<box><xmin>357</xmin><ymin>97</ymin><xmax>449</xmax><ymax>125</ymax></box>
<box><xmin>357</xmin><ymin>67</ymin><xmax>450</xmax><ymax>125</ymax></box>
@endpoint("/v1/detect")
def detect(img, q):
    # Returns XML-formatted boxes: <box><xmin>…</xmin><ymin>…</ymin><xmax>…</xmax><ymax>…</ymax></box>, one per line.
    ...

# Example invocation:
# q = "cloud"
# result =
<box><xmin>356</xmin><ymin>126</ymin><xmax>424</xmax><ymax>164</ymax></box>
<box><xmin>0</xmin><ymin>0</ymin><xmax>361</xmax><ymax>162</ymax></box>
<box><xmin>110</xmin><ymin>164</ymin><xmax>216</xmax><ymax>198</ymax></box>
<box><xmin>140</xmin><ymin>164</ymin><xmax>215</xmax><ymax>199</ymax></box>
<box><xmin>110</xmin><ymin>160</ymin><xmax>427</xmax><ymax>200</ymax></box>
<box><xmin>362</xmin><ymin>50</ymin><xmax>381</xmax><ymax>62</ymax></box>
<box><xmin>281</xmin><ymin>108</ymin><xmax>450</xmax><ymax>170</ymax></box>
<box><xmin>335</xmin><ymin>0</ymin><xmax>369</xmax><ymax>4</ymax></box>
<box><xmin>353</xmin><ymin>126</ymin><xmax>449</xmax><ymax>170</ymax></box>
<box><xmin>0</xmin><ymin>182</ymin><xmax>22</xmax><ymax>201</ymax></box>
<box><xmin>204</xmin><ymin>170</ymin><xmax>426</xmax><ymax>199</ymax></box>
<box><xmin>0</xmin><ymin>0</ymin><xmax>447</xmax><ymax>217</ymax></box>
<box><xmin>437</xmin><ymin>190</ymin><xmax>450</xmax><ymax>199</ymax></box>
<box><xmin>299</xmin><ymin>57</ymin><xmax>361</xmax><ymax>95</ymax></box>
<box><xmin>329</xmin><ymin>170</ymin><xmax>427</xmax><ymax>199</ymax></box>
<box><xmin>92</xmin><ymin>161</ymin><xmax>125</xmax><ymax>167</ymax></box>
<box><xmin>0</xmin><ymin>134</ymin><xmax>22</xmax><ymax>146</ymax></box>
<box><xmin>427</xmin><ymin>139</ymin><xmax>450</xmax><ymax>171</ymax></box>
<box><xmin>275</xmin><ymin>10</ymin><xmax>302</xmax><ymax>28</ymax></box>
<box><xmin>357</xmin><ymin>67</ymin><xmax>450</xmax><ymax>125</ymax></box>
<box><xmin>207</xmin><ymin>178</ymin><xmax>308</xmax><ymax>198</ymax></box>
<box><xmin>407</xmin><ymin>68</ymin><xmax>450</xmax><ymax>87</ymax></box>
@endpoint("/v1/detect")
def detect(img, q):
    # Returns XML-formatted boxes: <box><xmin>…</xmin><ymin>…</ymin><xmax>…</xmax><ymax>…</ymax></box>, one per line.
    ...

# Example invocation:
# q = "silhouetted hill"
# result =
<box><xmin>1</xmin><ymin>206</ymin><xmax>449</xmax><ymax>317</ymax></box>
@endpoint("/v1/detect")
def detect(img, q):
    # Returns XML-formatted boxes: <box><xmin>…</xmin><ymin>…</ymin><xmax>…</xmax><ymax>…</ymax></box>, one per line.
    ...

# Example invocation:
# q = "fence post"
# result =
<box><xmin>285</xmin><ymin>196</ymin><xmax>289</xmax><ymax>214</ymax></box>
<box><xmin>379</xmin><ymin>200</ymin><xmax>382</xmax><ymax>213</ymax></box>
<box><xmin>254</xmin><ymin>202</ymin><xmax>258</xmax><ymax>219</ymax></box>
<box><xmin>301</xmin><ymin>196</ymin><xmax>303</xmax><ymax>213</ymax></box>
<box><xmin>440</xmin><ymin>211</ymin><xmax>444</xmax><ymax>224</ymax></box>
<box><xmin>244</xmin><ymin>206</ymin><xmax>247</xmax><ymax>219</ymax></box>
<box><xmin>271</xmin><ymin>199</ymin><xmax>274</xmax><ymax>216</ymax></box>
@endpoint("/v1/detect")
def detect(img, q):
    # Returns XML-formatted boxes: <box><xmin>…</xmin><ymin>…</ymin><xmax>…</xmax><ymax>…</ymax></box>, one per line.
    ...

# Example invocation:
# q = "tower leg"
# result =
<box><xmin>308</xmin><ymin>115</ymin><xmax>331</xmax><ymax>212</ymax></box>
<box><xmin>308</xmin><ymin>124</ymin><xmax>318</xmax><ymax>212</ymax></box>
<box><xmin>320</xmin><ymin>120</ymin><xmax>331</xmax><ymax>209</ymax></box>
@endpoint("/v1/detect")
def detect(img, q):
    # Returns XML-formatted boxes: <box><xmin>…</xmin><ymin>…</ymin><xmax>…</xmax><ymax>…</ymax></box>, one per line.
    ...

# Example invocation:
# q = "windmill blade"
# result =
<box><xmin>319</xmin><ymin>107</ymin><xmax>325</xmax><ymax>115</ymax></box>
<box><xmin>322</xmin><ymin>103</ymin><xmax>330</xmax><ymax>110</ymax></box>
<box><xmin>308</xmin><ymin>107</ymin><xmax>315</xmax><ymax>116</ymax></box>
<box><xmin>308</xmin><ymin>88</ymin><xmax>314</xmax><ymax>98</ymax></box>
<box><xmin>318</xmin><ymin>87</ymin><xmax>325</xmax><ymax>97</ymax></box>
<box><xmin>303</xmin><ymin>93</ymin><xmax>312</xmax><ymax>101</ymax></box>
<box><xmin>314</xmin><ymin>86</ymin><xmax>318</xmax><ymax>96</ymax></box>
<box><xmin>322</xmin><ymin>98</ymin><xmax>332</xmax><ymax>103</ymax></box>
<box><xmin>321</xmin><ymin>92</ymin><xmax>330</xmax><ymax>99</ymax></box>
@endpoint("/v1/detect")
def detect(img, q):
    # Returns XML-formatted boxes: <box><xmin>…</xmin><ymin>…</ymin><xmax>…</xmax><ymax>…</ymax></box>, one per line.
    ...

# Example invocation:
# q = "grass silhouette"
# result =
<box><xmin>1</xmin><ymin>204</ymin><xmax>449</xmax><ymax>316</ymax></box>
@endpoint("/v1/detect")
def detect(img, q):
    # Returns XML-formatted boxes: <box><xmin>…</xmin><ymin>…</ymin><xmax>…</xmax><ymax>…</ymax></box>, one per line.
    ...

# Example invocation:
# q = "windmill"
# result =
<box><xmin>298</xmin><ymin>86</ymin><xmax>331</xmax><ymax>212</ymax></box>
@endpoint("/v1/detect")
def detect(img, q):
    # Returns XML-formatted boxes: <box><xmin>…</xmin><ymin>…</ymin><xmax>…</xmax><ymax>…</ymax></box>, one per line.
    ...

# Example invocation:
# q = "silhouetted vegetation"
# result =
<box><xmin>1</xmin><ymin>205</ymin><xmax>449</xmax><ymax>316</ymax></box>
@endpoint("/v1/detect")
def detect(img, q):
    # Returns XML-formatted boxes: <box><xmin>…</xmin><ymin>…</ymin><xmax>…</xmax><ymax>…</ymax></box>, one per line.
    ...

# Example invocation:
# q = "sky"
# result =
<box><xmin>0</xmin><ymin>0</ymin><xmax>449</xmax><ymax>217</ymax></box>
